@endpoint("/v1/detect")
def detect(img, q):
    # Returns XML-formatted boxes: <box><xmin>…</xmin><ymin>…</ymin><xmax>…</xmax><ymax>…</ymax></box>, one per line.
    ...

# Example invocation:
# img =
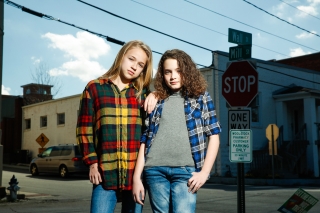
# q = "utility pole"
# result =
<box><xmin>0</xmin><ymin>0</ymin><xmax>4</xmax><ymax>187</ymax></box>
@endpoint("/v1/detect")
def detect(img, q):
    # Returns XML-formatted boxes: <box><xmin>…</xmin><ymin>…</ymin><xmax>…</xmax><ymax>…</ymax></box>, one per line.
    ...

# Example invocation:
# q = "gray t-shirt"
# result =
<box><xmin>145</xmin><ymin>92</ymin><xmax>194</xmax><ymax>167</ymax></box>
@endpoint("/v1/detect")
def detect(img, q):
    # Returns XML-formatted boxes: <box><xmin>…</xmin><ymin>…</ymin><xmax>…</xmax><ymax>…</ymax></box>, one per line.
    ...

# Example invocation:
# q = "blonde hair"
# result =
<box><xmin>100</xmin><ymin>40</ymin><xmax>153</xmax><ymax>99</ymax></box>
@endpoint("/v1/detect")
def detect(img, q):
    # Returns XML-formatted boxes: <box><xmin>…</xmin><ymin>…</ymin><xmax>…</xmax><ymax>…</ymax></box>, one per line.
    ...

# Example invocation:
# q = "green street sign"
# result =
<box><xmin>229</xmin><ymin>45</ymin><xmax>251</xmax><ymax>61</ymax></box>
<box><xmin>228</xmin><ymin>28</ymin><xmax>252</xmax><ymax>45</ymax></box>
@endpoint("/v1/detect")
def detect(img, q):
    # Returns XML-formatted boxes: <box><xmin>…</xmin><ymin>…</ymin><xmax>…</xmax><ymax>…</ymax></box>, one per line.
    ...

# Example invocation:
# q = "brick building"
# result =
<box><xmin>0</xmin><ymin>84</ymin><xmax>53</xmax><ymax>163</ymax></box>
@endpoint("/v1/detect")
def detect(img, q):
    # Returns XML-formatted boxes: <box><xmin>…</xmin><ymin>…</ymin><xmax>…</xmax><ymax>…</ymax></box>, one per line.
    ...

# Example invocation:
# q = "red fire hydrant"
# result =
<box><xmin>7</xmin><ymin>175</ymin><xmax>20</xmax><ymax>202</ymax></box>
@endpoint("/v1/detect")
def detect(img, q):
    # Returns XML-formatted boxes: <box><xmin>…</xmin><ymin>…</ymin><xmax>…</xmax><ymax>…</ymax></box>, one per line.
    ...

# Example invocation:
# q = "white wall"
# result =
<box><xmin>22</xmin><ymin>94</ymin><xmax>81</xmax><ymax>158</ymax></box>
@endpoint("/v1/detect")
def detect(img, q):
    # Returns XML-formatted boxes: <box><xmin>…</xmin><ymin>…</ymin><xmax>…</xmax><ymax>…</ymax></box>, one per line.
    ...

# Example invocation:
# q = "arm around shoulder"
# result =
<box><xmin>144</xmin><ymin>91</ymin><xmax>159</xmax><ymax>114</ymax></box>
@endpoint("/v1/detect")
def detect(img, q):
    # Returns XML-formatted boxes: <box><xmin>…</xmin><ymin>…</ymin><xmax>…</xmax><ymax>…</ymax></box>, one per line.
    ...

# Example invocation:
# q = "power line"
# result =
<box><xmin>214</xmin><ymin>65</ymin><xmax>320</xmax><ymax>87</ymax></box>
<box><xmin>257</xmin><ymin>65</ymin><xmax>320</xmax><ymax>85</ymax></box>
<box><xmin>76</xmin><ymin>0</ymin><xmax>213</xmax><ymax>52</ymax></box>
<box><xmin>131</xmin><ymin>0</ymin><xmax>226</xmax><ymax>37</ymax></box>
<box><xmin>4</xmin><ymin>0</ymin><xmax>319</xmax><ymax>88</ymax></box>
<box><xmin>133</xmin><ymin>0</ymin><xmax>290</xmax><ymax>57</ymax></box>
<box><xmin>278</xmin><ymin>0</ymin><xmax>320</xmax><ymax>21</ymax></box>
<box><xmin>183</xmin><ymin>0</ymin><xmax>318</xmax><ymax>52</ymax></box>
<box><xmin>243</xmin><ymin>0</ymin><xmax>320</xmax><ymax>38</ymax></box>
<box><xmin>3</xmin><ymin>0</ymin><xmax>209</xmax><ymax>68</ymax></box>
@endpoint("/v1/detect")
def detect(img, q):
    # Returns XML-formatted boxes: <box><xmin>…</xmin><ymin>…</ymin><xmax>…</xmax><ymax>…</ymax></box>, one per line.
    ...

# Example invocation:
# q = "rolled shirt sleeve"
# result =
<box><xmin>202</xmin><ymin>91</ymin><xmax>222</xmax><ymax>136</ymax></box>
<box><xmin>76</xmin><ymin>85</ymin><xmax>98</xmax><ymax>165</ymax></box>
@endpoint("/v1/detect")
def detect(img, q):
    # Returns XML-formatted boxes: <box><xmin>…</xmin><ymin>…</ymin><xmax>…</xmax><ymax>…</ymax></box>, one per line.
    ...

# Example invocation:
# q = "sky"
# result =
<box><xmin>2</xmin><ymin>0</ymin><xmax>320</xmax><ymax>98</ymax></box>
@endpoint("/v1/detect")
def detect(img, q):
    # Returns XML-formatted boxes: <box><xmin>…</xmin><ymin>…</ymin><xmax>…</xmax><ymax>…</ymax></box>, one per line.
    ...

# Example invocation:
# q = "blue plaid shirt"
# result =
<box><xmin>141</xmin><ymin>91</ymin><xmax>221</xmax><ymax>172</ymax></box>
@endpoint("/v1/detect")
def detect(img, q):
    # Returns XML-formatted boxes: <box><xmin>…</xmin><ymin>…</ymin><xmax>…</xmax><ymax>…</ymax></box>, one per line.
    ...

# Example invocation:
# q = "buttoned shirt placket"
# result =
<box><xmin>111</xmin><ymin>83</ymin><xmax>128</xmax><ymax>189</ymax></box>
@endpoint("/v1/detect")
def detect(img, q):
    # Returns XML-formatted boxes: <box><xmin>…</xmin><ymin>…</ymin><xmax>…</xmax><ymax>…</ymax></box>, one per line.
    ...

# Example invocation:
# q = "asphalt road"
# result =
<box><xmin>1</xmin><ymin>166</ymin><xmax>320</xmax><ymax>213</ymax></box>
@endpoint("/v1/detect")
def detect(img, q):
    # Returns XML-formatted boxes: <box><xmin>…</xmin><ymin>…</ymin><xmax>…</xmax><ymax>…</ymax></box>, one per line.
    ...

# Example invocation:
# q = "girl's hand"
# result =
<box><xmin>132</xmin><ymin>179</ymin><xmax>145</xmax><ymax>205</ymax></box>
<box><xmin>89</xmin><ymin>163</ymin><xmax>102</xmax><ymax>185</ymax></box>
<box><xmin>144</xmin><ymin>92</ymin><xmax>158</xmax><ymax>113</ymax></box>
<box><xmin>187</xmin><ymin>171</ymin><xmax>209</xmax><ymax>193</ymax></box>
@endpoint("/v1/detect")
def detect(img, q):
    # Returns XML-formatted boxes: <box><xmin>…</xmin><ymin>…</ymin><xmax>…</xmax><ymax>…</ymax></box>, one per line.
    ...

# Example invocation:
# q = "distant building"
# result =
<box><xmin>1</xmin><ymin>95</ymin><xmax>23</xmax><ymax>163</ymax></box>
<box><xmin>274</xmin><ymin>52</ymin><xmax>320</xmax><ymax>72</ymax></box>
<box><xmin>21</xmin><ymin>94</ymin><xmax>80</xmax><ymax>158</ymax></box>
<box><xmin>200</xmin><ymin>51</ymin><xmax>320</xmax><ymax>178</ymax></box>
<box><xmin>21</xmin><ymin>83</ymin><xmax>53</xmax><ymax>105</ymax></box>
<box><xmin>0</xmin><ymin>83</ymin><xmax>54</xmax><ymax>163</ymax></box>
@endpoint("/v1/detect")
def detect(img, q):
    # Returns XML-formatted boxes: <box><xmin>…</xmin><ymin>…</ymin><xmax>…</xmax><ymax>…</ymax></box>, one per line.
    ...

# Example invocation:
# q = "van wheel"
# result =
<box><xmin>59</xmin><ymin>165</ymin><xmax>68</xmax><ymax>178</ymax></box>
<box><xmin>31</xmin><ymin>164</ymin><xmax>39</xmax><ymax>176</ymax></box>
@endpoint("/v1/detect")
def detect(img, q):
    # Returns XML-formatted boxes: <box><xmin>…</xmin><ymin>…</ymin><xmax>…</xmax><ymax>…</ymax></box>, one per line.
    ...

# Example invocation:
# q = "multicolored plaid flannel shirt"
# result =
<box><xmin>76</xmin><ymin>79</ymin><xmax>148</xmax><ymax>190</ymax></box>
<box><xmin>141</xmin><ymin>91</ymin><xmax>221</xmax><ymax>172</ymax></box>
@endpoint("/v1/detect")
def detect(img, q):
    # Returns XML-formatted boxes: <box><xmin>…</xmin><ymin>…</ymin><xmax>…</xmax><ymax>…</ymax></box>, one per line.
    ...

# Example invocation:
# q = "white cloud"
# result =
<box><xmin>49</xmin><ymin>60</ymin><xmax>107</xmax><ymax>82</ymax></box>
<box><xmin>31</xmin><ymin>56</ymin><xmax>41</xmax><ymax>65</ymax></box>
<box><xmin>274</xmin><ymin>0</ymin><xmax>319</xmax><ymax>20</ymax></box>
<box><xmin>289</xmin><ymin>47</ymin><xmax>312</xmax><ymax>57</ymax></box>
<box><xmin>274</xmin><ymin>2</ymin><xmax>286</xmax><ymax>17</ymax></box>
<box><xmin>42</xmin><ymin>31</ymin><xmax>111</xmax><ymax>81</ymax></box>
<box><xmin>2</xmin><ymin>85</ymin><xmax>11</xmax><ymax>95</ymax></box>
<box><xmin>273</xmin><ymin>3</ymin><xmax>295</xmax><ymax>22</ymax></box>
<box><xmin>308</xmin><ymin>0</ymin><xmax>320</xmax><ymax>5</ymax></box>
<box><xmin>42</xmin><ymin>31</ymin><xmax>110</xmax><ymax>60</ymax></box>
<box><xmin>296</xmin><ymin>5</ymin><xmax>318</xmax><ymax>17</ymax></box>
<box><xmin>296</xmin><ymin>31</ymin><xmax>317</xmax><ymax>39</ymax></box>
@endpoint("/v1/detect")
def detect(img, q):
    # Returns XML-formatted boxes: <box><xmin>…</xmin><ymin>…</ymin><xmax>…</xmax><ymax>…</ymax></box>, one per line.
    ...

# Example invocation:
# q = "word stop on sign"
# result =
<box><xmin>224</xmin><ymin>75</ymin><xmax>256</xmax><ymax>93</ymax></box>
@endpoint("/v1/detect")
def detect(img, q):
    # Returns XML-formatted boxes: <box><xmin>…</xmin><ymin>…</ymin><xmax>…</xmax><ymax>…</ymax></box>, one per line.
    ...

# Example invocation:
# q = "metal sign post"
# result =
<box><xmin>271</xmin><ymin>125</ymin><xmax>275</xmax><ymax>184</ymax></box>
<box><xmin>266</xmin><ymin>124</ymin><xmax>279</xmax><ymax>185</ymax></box>
<box><xmin>230</xmin><ymin>129</ymin><xmax>252</xmax><ymax>213</ymax></box>
<box><xmin>225</xmin><ymin>28</ymin><xmax>257</xmax><ymax>213</ymax></box>
<box><xmin>237</xmin><ymin>163</ymin><xmax>245</xmax><ymax>213</ymax></box>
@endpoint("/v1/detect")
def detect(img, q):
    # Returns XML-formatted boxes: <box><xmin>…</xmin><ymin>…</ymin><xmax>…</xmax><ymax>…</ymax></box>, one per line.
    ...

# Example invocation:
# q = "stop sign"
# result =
<box><xmin>222</xmin><ymin>61</ymin><xmax>258</xmax><ymax>107</ymax></box>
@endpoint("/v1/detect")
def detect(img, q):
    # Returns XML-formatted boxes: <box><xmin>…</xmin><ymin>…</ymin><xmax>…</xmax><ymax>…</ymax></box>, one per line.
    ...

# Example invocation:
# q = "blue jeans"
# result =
<box><xmin>144</xmin><ymin>166</ymin><xmax>197</xmax><ymax>213</ymax></box>
<box><xmin>91</xmin><ymin>184</ymin><xmax>143</xmax><ymax>213</ymax></box>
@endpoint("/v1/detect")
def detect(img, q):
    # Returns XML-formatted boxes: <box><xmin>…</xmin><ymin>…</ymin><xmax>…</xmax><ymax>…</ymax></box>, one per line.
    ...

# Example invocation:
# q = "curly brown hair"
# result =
<box><xmin>154</xmin><ymin>49</ymin><xmax>207</xmax><ymax>99</ymax></box>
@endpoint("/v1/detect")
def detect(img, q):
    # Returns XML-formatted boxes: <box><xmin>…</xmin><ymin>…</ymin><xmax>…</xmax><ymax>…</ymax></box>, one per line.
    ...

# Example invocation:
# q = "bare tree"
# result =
<box><xmin>31</xmin><ymin>62</ymin><xmax>63</xmax><ymax>97</ymax></box>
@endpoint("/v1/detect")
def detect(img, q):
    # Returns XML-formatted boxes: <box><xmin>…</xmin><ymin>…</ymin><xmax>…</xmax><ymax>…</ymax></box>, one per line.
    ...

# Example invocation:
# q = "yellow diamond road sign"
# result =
<box><xmin>36</xmin><ymin>133</ymin><xmax>49</xmax><ymax>148</ymax></box>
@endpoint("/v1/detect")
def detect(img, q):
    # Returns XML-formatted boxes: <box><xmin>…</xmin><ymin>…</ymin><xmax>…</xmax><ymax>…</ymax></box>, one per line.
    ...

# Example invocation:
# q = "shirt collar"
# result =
<box><xmin>101</xmin><ymin>78</ymin><xmax>138</xmax><ymax>90</ymax></box>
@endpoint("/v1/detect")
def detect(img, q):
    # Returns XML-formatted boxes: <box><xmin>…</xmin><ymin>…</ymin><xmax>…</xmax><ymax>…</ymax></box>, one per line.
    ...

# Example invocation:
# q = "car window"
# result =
<box><xmin>42</xmin><ymin>147</ymin><xmax>53</xmax><ymax>157</ymax></box>
<box><xmin>61</xmin><ymin>146</ymin><xmax>72</xmax><ymax>156</ymax></box>
<box><xmin>50</xmin><ymin>146</ymin><xmax>62</xmax><ymax>157</ymax></box>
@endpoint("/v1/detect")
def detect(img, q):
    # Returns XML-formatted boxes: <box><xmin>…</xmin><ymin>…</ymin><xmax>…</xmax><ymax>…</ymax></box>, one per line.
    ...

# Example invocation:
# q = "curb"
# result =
<box><xmin>208</xmin><ymin>176</ymin><xmax>320</xmax><ymax>186</ymax></box>
<box><xmin>3</xmin><ymin>164</ymin><xmax>29</xmax><ymax>171</ymax></box>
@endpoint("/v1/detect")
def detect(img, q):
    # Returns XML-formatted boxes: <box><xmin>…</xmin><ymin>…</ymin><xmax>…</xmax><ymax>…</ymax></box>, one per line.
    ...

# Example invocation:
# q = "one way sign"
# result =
<box><xmin>228</xmin><ymin>110</ymin><xmax>250</xmax><ymax>130</ymax></box>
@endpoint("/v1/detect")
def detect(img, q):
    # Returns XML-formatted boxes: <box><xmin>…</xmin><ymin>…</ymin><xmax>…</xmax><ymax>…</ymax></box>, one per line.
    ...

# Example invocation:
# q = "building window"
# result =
<box><xmin>25</xmin><ymin>119</ymin><xmax>31</xmax><ymax>129</ymax></box>
<box><xmin>40</xmin><ymin>116</ymin><xmax>47</xmax><ymax>127</ymax></box>
<box><xmin>248</xmin><ymin>94</ymin><xmax>260</xmax><ymax>123</ymax></box>
<box><xmin>57</xmin><ymin>113</ymin><xmax>65</xmax><ymax>125</ymax></box>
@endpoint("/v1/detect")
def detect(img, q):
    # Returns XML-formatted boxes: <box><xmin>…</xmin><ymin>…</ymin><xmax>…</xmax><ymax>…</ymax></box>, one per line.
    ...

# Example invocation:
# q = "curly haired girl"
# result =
<box><xmin>133</xmin><ymin>49</ymin><xmax>221</xmax><ymax>213</ymax></box>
